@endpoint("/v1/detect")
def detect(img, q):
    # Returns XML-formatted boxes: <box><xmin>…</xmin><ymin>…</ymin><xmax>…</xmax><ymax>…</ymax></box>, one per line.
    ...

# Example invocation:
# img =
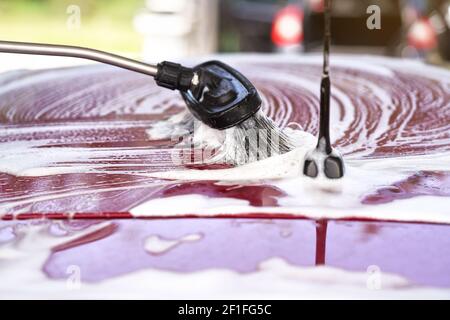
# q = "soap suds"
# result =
<box><xmin>131</xmin><ymin>130</ymin><xmax>450</xmax><ymax>223</ymax></box>
<box><xmin>1</xmin><ymin>221</ymin><xmax>449</xmax><ymax>299</ymax></box>
<box><xmin>144</xmin><ymin>233</ymin><xmax>202</xmax><ymax>255</ymax></box>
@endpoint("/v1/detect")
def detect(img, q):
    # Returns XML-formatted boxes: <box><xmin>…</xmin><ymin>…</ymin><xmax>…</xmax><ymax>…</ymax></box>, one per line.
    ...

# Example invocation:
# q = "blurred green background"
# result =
<box><xmin>0</xmin><ymin>0</ymin><xmax>145</xmax><ymax>53</ymax></box>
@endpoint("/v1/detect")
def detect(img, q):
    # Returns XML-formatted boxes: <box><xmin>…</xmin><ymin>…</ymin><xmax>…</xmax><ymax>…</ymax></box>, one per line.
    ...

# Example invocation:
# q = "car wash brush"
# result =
<box><xmin>0</xmin><ymin>40</ymin><xmax>295</xmax><ymax>165</ymax></box>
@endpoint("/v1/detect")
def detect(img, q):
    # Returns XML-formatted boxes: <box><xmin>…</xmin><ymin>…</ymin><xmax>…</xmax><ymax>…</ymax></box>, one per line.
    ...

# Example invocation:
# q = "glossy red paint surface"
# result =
<box><xmin>1</xmin><ymin>218</ymin><xmax>448</xmax><ymax>287</ymax></box>
<box><xmin>0</xmin><ymin>59</ymin><xmax>449</xmax><ymax>216</ymax></box>
<box><xmin>0</xmin><ymin>58</ymin><xmax>449</xmax><ymax>296</ymax></box>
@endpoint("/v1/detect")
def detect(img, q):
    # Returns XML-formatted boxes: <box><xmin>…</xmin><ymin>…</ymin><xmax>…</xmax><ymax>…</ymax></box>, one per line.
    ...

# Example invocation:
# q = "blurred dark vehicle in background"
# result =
<box><xmin>219</xmin><ymin>0</ymin><xmax>303</xmax><ymax>52</ymax></box>
<box><xmin>219</xmin><ymin>0</ymin><xmax>404</xmax><ymax>54</ymax></box>
<box><xmin>304</xmin><ymin>0</ymin><xmax>402</xmax><ymax>53</ymax></box>
<box><xmin>218</xmin><ymin>0</ymin><xmax>450</xmax><ymax>61</ymax></box>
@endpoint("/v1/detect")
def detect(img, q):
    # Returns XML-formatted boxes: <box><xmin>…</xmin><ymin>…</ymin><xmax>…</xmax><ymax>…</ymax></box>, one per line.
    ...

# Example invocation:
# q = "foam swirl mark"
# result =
<box><xmin>238</xmin><ymin>57</ymin><xmax>450</xmax><ymax>158</ymax></box>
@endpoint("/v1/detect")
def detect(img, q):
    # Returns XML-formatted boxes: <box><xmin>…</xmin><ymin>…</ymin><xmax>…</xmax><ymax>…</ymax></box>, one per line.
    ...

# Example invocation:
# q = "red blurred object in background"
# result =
<box><xmin>308</xmin><ymin>0</ymin><xmax>324</xmax><ymax>13</ymax></box>
<box><xmin>271</xmin><ymin>5</ymin><xmax>304</xmax><ymax>47</ymax></box>
<box><xmin>407</xmin><ymin>17</ymin><xmax>438</xmax><ymax>50</ymax></box>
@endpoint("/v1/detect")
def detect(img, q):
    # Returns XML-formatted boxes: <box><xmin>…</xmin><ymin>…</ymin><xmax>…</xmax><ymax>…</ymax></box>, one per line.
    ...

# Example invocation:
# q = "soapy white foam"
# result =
<box><xmin>1</xmin><ymin>120</ymin><xmax>156</xmax><ymax>136</ymax></box>
<box><xmin>132</xmin><ymin>194</ymin><xmax>249</xmax><ymax>217</ymax></box>
<box><xmin>130</xmin><ymin>156</ymin><xmax>450</xmax><ymax>223</ymax></box>
<box><xmin>145</xmin><ymin>111</ymin><xmax>193</xmax><ymax>140</ymax></box>
<box><xmin>144</xmin><ymin>233</ymin><xmax>202</xmax><ymax>255</ymax></box>
<box><xmin>135</xmin><ymin>122</ymin><xmax>450</xmax><ymax>222</ymax></box>
<box><xmin>2</xmin><ymin>121</ymin><xmax>450</xmax><ymax>223</ymax></box>
<box><xmin>130</xmin><ymin>193</ymin><xmax>450</xmax><ymax>224</ymax></box>
<box><xmin>1</xmin><ymin>221</ymin><xmax>449</xmax><ymax>299</ymax></box>
<box><xmin>131</xmin><ymin>129</ymin><xmax>450</xmax><ymax>223</ymax></box>
<box><xmin>141</xmin><ymin>131</ymin><xmax>317</xmax><ymax>181</ymax></box>
<box><xmin>0</xmin><ymin>139</ymin><xmax>173</xmax><ymax>177</ymax></box>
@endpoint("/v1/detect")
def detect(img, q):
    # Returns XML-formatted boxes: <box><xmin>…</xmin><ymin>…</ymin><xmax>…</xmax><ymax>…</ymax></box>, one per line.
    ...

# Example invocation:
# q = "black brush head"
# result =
<box><xmin>181</xmin><ymin>60</ymin><xmax>261</xmax><ymax>130</ymax></box>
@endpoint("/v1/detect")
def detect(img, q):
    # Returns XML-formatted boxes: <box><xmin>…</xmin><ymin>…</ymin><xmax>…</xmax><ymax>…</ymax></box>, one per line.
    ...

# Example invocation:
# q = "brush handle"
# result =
<box><xmin>0</xmin><ymin>40</ymin><xmax>201</xmax><ymax>92</ymax></box>
<box><xmin>0</xmin><ymin>40</ymin><xmax>159</xmax><ymax>77</ymax></box>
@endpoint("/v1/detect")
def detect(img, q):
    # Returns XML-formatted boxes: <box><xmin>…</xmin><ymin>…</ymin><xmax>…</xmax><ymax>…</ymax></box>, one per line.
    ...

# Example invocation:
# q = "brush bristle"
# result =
<box><xmin>222</xmin><ymin>111</ymin><xmax>295</xmax><ymax>165</ymax></box>
<box><xmin>167</xmin><ymin>110</ymin><xmax>295</xmax><ymax>166</ymax></box>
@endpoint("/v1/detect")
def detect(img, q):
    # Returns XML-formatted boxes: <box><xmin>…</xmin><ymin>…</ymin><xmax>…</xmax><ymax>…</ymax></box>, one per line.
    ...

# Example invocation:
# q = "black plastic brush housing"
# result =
<box><xmin>181</xmin><ymin>60</ymin><xmax>262</xmax><ymax>130</ymax></box>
